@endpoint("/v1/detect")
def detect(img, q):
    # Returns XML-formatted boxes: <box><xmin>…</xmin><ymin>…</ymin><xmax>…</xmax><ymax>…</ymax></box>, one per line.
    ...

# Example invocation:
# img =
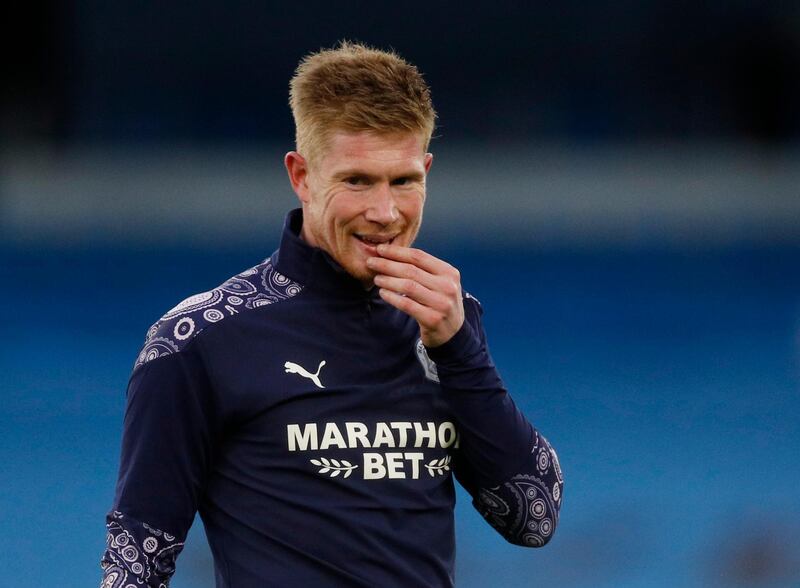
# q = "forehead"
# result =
<box><xmin>319</xmin><ymin>130</ymin><xmax>427</xmax><ymax>172</ymax></box>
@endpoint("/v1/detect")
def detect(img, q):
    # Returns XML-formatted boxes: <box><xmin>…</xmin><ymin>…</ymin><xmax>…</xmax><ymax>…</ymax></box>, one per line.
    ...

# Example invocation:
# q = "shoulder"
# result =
<box><xmin>134</xmin><ymin>256</ymin><xmax>303</xmax><ymax>370</ymax></box>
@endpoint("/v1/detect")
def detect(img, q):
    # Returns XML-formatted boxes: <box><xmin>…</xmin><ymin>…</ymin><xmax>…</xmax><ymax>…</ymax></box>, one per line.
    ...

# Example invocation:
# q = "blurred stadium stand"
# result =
<box><xmin>2</xmin><ymin>2</ymin><xmax>799</xmax><ymax>587</ymax></box>
<box><xmin>3</xmin><ymin>143</ymin><xmax>800</xmax><ymax>247</ymax></box>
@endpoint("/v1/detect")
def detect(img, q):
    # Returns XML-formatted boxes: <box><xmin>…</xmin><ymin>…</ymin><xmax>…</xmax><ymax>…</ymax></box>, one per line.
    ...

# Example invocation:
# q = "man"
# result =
<box><xmin>101</xmin><ymin>42</ymin><xmax>563</xmax><ymax>588</ymax></box>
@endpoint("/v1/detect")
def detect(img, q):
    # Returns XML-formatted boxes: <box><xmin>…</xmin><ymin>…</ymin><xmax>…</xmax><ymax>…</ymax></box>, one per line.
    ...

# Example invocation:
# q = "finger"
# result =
<box><xmin>376</xmin><ymin>244</ymin><xmax>452</xmax><ymax>275</ymax></box>
<box><xmin>370</xmin><ymin>257</ymin><xmax>461</xmax><ymax>302</ymax></box>
<box><xmin>373</xmin><ymin>274</ymin><xmax>450</xmax><ymax>310</ymax></box>
<box><xmin>367</xmin><ymin>256</ymin><xmax>443</xmax><ymax>292</ymax></box>
<box><xmin>368</xmin><ymin>258</ymin><xmax>462</xmax><ymax>302</ymax></box>
<box><xmin>377</xmin><ymin>288</ymin><xmax>443</xmax><ymax>325</ymax></box>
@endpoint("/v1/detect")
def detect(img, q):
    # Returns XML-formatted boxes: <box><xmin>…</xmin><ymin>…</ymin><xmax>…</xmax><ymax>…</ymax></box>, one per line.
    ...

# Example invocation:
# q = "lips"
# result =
<box><xmin>354</xmin><ymin>234</ymin><xmax>397</xmax><ymax>246</ymax></box>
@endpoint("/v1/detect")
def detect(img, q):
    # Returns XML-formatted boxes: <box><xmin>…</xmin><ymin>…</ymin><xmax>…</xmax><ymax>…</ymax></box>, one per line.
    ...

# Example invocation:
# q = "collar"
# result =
<box><xmin>272</xmin><ymin>208</ymin><xmax>378</xmax><ymax>298</ymax></box>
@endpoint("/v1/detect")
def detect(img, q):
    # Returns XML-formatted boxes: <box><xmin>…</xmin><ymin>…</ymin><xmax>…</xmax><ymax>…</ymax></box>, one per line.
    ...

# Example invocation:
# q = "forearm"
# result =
<box><xmin>427</xmin><ymin>314</ymin><xmax>564</xmax><ymax>546</ymax></box>
<box><xmin>426</xmin><ymin>316</ymin><xmax>534</xmax><ymax>482</ymax></box>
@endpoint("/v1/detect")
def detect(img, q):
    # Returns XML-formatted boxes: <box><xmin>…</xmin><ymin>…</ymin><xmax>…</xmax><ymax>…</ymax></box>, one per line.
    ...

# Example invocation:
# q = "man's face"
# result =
<box><xmin>286</xmin><ymin>130</ymin><xmax>433</xmax><ymax>287</ymax></box>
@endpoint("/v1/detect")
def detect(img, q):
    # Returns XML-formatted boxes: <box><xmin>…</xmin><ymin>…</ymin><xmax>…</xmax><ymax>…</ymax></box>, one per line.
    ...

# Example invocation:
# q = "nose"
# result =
<box><xmin>365</xmin><ymin>182</ymin><xmax>399</xmax><ymax>225</ymax></box>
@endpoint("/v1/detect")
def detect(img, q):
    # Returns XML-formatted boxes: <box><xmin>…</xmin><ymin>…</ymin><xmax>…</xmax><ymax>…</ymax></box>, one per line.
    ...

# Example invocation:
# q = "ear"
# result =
<box><xmin>284</xmin><ymin>151</ymin><xmax>310</xmax><ymax>204</ymax></box>
<box><xmin>424</xmin><ymin>152</ymin><xmax>433</xmax><ymax>174</ymax></box>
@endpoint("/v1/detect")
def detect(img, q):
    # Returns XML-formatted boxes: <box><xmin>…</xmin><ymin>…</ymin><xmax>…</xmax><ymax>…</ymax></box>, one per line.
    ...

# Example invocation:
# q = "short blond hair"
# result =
<box><xmin>289</xmin><ymin>41</ymin><xmax>436</xmax><ymax>163</ymax></box>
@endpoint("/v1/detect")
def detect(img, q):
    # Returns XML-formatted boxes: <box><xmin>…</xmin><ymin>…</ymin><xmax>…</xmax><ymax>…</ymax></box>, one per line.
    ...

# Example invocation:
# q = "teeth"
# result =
<box><xmin>358</xmin><ymin>236</ymin><xmax>392</xmax><ymax>245</ymax></box>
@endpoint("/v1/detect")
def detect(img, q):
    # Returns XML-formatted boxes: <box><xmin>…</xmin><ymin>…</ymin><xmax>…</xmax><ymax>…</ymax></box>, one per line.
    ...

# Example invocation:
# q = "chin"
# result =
<box><xmin>329</xmin><ymin>250</ymin><xmax>370</xmax><ymax>285</ymax></box>
<box><xmin>346</xmin><ymin>262</ymin><xmax>376</xmax><ymax>287</ymax></box>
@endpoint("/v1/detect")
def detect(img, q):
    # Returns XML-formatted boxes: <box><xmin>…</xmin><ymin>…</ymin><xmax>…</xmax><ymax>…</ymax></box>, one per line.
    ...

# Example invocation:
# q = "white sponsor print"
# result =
<box><xmin>310</xmin><ymin>457</ymin><xmax>358</xmax><ymax>478</ymax></box>
<box><xmin>284</xmin><ymin>360</ymin><xmax>326</xmax><ymax>389</ymax></box>
<box><xmin>286</xmin><ymin>421</ymin><xmax>460</xmax><ymax>451</ymax></box>
<box><xmin>309</xmin><ymin>452</ymin><xmax>449</xmax><ymax>480</ymax></box>
<box><xmin>425</xmin><ymin>455</ymin><xmax>452</xmax><ymax>476</ymax></box>
<box><xmin>288</xmin><ymin>421</ymin><xmax>460</xmax><ymax>480</ymax></box>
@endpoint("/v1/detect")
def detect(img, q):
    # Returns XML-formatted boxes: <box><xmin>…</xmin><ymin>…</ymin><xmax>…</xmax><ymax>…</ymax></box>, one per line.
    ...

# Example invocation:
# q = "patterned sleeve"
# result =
<box><xmin>426</xmin><ymin>294</ymin><xmax>564</xmax><ymax>547</ymax></box>
<box><xmin>471</xmin><ymin>431</ymin><xmax>564</xmax><ymax>546</ymax></box>
<box><xmin>100</xmin><ymin>511</ymin><xmax>185</xmax><ymax>588</ymax></box>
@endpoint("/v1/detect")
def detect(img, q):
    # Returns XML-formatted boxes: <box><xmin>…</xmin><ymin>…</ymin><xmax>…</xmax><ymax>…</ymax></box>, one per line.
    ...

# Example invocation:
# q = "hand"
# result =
<box><xmin>366</xmin><ymin>244</ymin><xmax>465</xmax><ymax>348</ymax></box>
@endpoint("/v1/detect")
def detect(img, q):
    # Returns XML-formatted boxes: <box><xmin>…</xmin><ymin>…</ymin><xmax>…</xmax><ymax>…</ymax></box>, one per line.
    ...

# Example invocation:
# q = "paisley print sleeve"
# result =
<box><xmin>100</xmin><ymin>511</ymin><xmax>185</xmax><ymax>588</ymax></box>
<box><xmin>473</xmin><ymin>431</ymin><xmax>564</xmax><ymax>547</ymax></box>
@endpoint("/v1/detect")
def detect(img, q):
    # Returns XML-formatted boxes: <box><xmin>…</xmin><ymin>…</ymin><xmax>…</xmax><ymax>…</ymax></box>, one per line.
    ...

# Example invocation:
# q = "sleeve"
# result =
<box><xmin>100</xmin><ymin>341</ymin><xmax>219</xmax><ymax>587</ymax></box>
<box><xmin>425</xmin><ymin>295</ymin><xmax>564</xmax><ymax>548</ymax></box>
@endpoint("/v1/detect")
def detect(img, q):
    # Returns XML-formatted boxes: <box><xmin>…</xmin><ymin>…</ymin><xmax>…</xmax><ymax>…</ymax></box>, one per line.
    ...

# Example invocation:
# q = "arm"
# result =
<box><xmin>101</xmin><ymin>340</ymin><xmax>218</xmax><ymax>586</ymax></box>
<box><xmin>368</xmin><ymin>245</ymin><xmax>564</xmax><ymax>546</ymax></box>
<box><xmin>425</xmin><ymin>299</ymin><xmax>564</xmax><ymax>547</ymax></box>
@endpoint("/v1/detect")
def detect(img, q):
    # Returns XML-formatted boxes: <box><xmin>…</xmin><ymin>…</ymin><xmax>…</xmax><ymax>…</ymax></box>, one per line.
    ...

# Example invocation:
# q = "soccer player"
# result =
<box><xmin>100</xmin><ymin>42</ymin><xmax>563</xmax><ymax>587</ymax></box>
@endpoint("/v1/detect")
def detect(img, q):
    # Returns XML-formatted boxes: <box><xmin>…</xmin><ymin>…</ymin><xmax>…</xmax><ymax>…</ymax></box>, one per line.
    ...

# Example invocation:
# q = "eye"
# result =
<box><xmin>390</xmin><ymin>177</ymin><xmax>411</xmax><ymax>186</ymax></box>
<box><xmin>345</xmin><ymin>175</ymin><xmax>369</xmax><ymax>186</ymax></box>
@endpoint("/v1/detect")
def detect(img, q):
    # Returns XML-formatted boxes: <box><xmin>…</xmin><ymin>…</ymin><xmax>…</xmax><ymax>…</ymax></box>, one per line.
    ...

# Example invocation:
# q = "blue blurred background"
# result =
<box><xmin>2</xmin><ymin>2</ymin><xmax>800</xmax><ymax>587</ymax></box>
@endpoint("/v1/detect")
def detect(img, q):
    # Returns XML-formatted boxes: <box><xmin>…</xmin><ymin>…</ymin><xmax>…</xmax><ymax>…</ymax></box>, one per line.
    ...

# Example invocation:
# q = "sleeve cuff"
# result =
<box><xmin>101</xmin><ymin>510</ymin><xmax>185</xmax><ymax>586</ymax></box>
<box><xmin>425</xmin><ymin>318</ymin><xmax>483</xmax><ymax>367</ymax></box>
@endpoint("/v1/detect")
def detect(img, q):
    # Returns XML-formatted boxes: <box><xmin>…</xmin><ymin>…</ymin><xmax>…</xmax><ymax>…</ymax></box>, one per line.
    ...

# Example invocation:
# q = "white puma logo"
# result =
<box><xmin>284</xmin><ymin>360</ymin><xmax>326</xmax><ymax>389</ymax></box>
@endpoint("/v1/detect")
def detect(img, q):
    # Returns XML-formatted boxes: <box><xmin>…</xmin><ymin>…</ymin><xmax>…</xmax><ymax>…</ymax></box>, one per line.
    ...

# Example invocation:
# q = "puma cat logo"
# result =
<box><xmin>284</xmin><ymin>360</ymin><xmax>326</xmax><ymax>389</ymax></box>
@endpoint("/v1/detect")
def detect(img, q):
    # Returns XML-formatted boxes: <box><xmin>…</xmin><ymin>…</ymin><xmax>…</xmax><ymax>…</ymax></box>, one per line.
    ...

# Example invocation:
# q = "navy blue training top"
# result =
<box><xmin>101</xmin><ymin>209</ymin><xmax>564</xmax><ymax>588</ymax></box>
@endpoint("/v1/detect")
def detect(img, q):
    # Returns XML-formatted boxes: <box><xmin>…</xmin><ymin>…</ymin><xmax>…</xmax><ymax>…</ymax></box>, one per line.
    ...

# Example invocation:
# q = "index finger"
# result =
<box><xmin>376</xmin><ymin>244</ymin><xmax>451</xmax><ymax>275</ymax></box>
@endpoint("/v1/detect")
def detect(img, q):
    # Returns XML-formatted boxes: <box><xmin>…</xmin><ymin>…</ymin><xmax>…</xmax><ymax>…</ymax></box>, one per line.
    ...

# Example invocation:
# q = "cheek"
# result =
<box><xmin>401</xmin><ymin>194</ymin><xmax>425</xmax><ymax>221</ymax></box>
<box><xmin>326</xmin><ymin>194</ymin><xmax>364</xmax><ymax>227</ymax></box>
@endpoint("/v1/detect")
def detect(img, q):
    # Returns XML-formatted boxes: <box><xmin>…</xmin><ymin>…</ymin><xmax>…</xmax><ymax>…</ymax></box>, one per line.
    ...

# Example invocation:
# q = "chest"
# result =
<box><xmin>200</xmin><ymin>297</ymin><xmax>456</xmax><ymax>483</ymax></box>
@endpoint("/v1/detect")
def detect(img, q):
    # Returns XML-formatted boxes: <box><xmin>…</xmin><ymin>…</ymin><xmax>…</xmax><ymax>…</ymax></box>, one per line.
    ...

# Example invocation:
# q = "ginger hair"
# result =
<box><xmin>289</xmin><ymin>41</ymin><xmax>436</xmax><ymax>163</ymax></box>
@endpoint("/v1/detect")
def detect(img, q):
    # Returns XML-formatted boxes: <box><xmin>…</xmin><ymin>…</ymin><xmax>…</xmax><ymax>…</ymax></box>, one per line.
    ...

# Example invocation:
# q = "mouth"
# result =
<box><xmin>353</xmin><ymin>233</ymin><xmax>397</xmax><ymax>255</ymax></box>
